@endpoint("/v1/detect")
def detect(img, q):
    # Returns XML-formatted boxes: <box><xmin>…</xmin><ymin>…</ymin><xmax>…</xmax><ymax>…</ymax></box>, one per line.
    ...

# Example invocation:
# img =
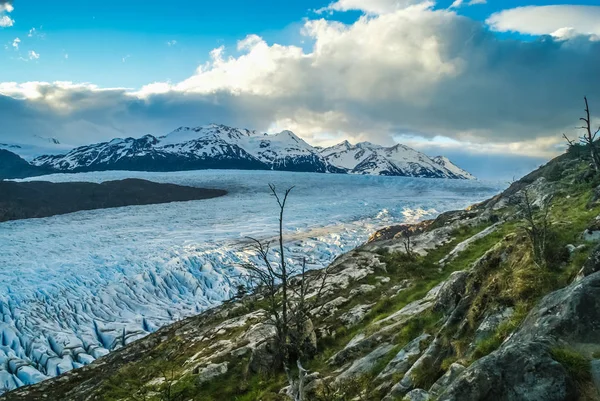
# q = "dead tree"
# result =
<box><xmin>517</xmin><ymin>189</ymin><xmax>553</xmax><ymax>268</ymax></box>
<box><xmin>241</xmin><ymin>185</ymin><xmax>330</xmax><ymax>395</ymax></box>
<box><xmin>402</xmin><ymin>229</ymin><xmax>413</xmax><ymax>258</ymax></box>
<box><xmin>577</xmin><ymin>96</ymin><xmax>600</xmax><ymax>172</ymax></box>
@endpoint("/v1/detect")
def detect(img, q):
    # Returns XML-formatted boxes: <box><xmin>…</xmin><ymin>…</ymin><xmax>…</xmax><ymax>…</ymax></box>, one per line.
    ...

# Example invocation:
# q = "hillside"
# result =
<box><xmin>4</xmin><ymin>147</ymin><xmax>600</xmax><ymax>401</ymax></box>
<box><xmin>0</xmin><ymin>179</ymin><xmax>227</xmax><ymax>222</ymax></box>
<box><xmin>0</xmin><ymin>150</ymin><xmax>55</xmax><ymax>180</ymax></box>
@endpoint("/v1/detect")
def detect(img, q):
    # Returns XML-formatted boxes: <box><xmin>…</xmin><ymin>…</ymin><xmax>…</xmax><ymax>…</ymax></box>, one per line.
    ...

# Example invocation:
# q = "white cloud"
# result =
<box><xmin>0</xmin><ymin>1</ymin><xmax>14</xmax><ymax>28</ymax></box>
<box><xmin>122</xmin><ymin>55</ymin><xmax>131</xmax><ymax>63</ymax></box>
<box><xmin>28</xmin><ymin>50</ymin><xmax>39</xmax><ymax>60</ymax></box>
<box><xmin>450</xmin><ymin>0</ymin><xmax>486</xmax><ymax>9</ymax></box>
<box><xmin>487</xmin><ymin>5</ymin><xmax>600</xmax><ymax>37</ymax></box>
<box><xmin>0</xmin><ymin>15</ymin><xmax>13</xmax><ymax>27</ymax></box>
<box><xmin>317</xmin><ymin>0</ymin><xmax>432</xmax><ymax>15</ymax></box>
<box><xmin>11</xmin><ymin>37</ymin><xmax>19</xmax><ymax>49</ymax></box>
<box><xmin>0</xmin><ymin>2</ymin><xmax>13</xmax><ymax>13</ymax></box>
<box><xmin>167</xmin><ymin>40</ymin><xmax>177</xmax><ymax>47</ymax></box>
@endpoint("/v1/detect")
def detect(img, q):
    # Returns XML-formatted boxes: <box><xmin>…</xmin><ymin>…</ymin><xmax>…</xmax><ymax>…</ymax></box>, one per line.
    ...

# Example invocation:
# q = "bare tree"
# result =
<box><xmin>241</xmin><ymin>185</ymin><xmax>330</xmax><ymax>400</ymax></box>
<box><xmin>402</xmin><ymin>229</ymin><xmax>413</xmax><ymax>258</ymax></box>
<box><xmin>517</xmin><ymin>189</ymin><xmax>553</xmax><ymax>268</ymax></box>
<box><xmin>577</xmin><ymin>96</ymin><xmax>600</xmax><ymax>172</ymax></box>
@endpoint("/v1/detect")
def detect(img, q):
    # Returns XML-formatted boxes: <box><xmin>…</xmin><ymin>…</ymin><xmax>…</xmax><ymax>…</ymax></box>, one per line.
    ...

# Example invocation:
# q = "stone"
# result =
<box><xmin>339</xmin><ymin>304</ymin><xmax>375</xmax><ymax>328</ymax></box>
<box><xmin>377</xmin><ymin>334</ymin><xmax>431</xmax><ymax>381</ymax></box>
<box><xmin>432</xmin><ymin>271</ymin><xmax>468</xmax><ymax>315</ymax></box>
<box><xmin>438</xmin><ymin>341</ymin><xmax>576</xmax><ymax>401</ymax></box>
<box><xmin>335</xmin><ymin>343</ymin><xmax>395</xmax><ymax>382</ymax></box>
<box><xmin>576</xmin><ymin>243</ymin><xmax>600</xmax><ymax>281</ymax></box>
<box><xmin>403</xmin><ymin>389</ymin><xmax>430</xmax><ymax>401</ymax></box>
<box><xmin>196</xmin><ymin>362</ymin><xmax>228</xmax><ymax>385</ymax></box>
<box><xmin>472</xmin><ymin>308</ymin><xmax>514</xmax><ymax>345</ymax></box>
<box><xmin>439</xmin><ymin>224</ymin><xmax>500</xmax><ymax>266</ymax></box>
<box><xmin>384</xmin><ymin>338</ymin><xmax>445</xmax><ymax>400</ymax></box>
<box><xmin>350</xmin><ymin>284</ymin><xmax>377</xmax><ymax>297</ymax></box>
<box><xmin>437</xmin><ymin>272</ymin><xmax>600</xmax><ymax>401</ymax></box>
<box><xmin>428</xmin><ymin>363</ymin><xmax>465</xmax><ymax>398</ymax></box>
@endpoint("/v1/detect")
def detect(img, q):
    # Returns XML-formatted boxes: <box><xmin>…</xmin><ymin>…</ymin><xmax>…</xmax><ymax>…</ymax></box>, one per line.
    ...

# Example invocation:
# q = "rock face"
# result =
<box><xmin>439</xmin><ymin>272</ymin><xmax>600</xmax><ymax>401</ymax></box>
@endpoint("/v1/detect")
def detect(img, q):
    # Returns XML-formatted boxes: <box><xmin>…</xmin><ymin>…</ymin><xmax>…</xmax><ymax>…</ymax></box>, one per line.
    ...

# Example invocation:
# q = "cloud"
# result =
<box><xmin>167</xmin><ymin>40</ymin><xmax>177</xmax><ymax>47</ymax></box>
<box><xmin>11</xmin><ymin>37</ymin><xmax>19</xmax><ymax>49</ymax></box>
<box><xmin>0</xmin><ymin>0</ymin><xmax>13</xmax><ymax>13</ymax></box>
<box><xmin>487</xmin><ymin>5</ymin><xmax>600</xmax><ymax>38</ymax></box>
<box><xmin>450</xmin><ymin>0</ymin><xmax>486</xmax><ymax>9</ymax></box>
<box><xmin>28</xmin><ymin>50</ymin><xmax>40</xmax><ymax>60</ymax></box>
<box><xmin>317</xmin><ymin>0</ymin><xmax>432</xmax><ymax>15</ymax></box>
<box><xmin>122</xmin><ymin>54</ymin><xmax>131</xmax><ymax>63</ymax></box>
<box><xmin>0</xmin><ymin>5</ymin><xmax>599</xmax><ymax>165</ymax></box>
<box><xmin>0</xmin><ymin>0</ymin><xmax>14</xmax><ymax>28</ymax></box>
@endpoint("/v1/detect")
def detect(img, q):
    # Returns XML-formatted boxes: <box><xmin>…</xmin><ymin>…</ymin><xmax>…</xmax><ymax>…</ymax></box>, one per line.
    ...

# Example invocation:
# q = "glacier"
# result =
<box><xmin>0</xmin><ymin>170</ymin><xmax>504</xmax><ymax>393</ymax></box>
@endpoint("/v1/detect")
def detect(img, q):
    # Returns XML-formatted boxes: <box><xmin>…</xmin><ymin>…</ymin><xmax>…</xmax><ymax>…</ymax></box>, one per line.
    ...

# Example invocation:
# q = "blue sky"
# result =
<box><xmin>1</xmin><ymin>0</ymin><xmax>600</xmax><ymax>179</ymax></box>
<box><xmin>2</xmin><ymin>0</ymin><xmax>598</xmax><ymax>87</ymax></box>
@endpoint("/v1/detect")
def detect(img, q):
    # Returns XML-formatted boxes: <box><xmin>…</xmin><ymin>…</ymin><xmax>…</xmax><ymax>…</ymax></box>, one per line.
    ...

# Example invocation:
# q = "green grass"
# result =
<box><xmin>550</xmin><ymin>347</ymin><xmax>592</xmax><ymax>383</ymax></box>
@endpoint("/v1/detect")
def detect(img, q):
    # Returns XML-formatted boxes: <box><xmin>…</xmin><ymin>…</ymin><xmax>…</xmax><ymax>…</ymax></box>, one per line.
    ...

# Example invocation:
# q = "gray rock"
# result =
<box><xmin>339</xmin><ymin>304</ymin><xmax>374</xmax><ymax>328</ymax></box>
<box><xmin>196</xmin><ymin>362</ymin><xmax>228</xmax><ymax>385</ymax></box>
<box><xmin>249</xmin><ymin>339</ymin><xmax>279</xmax><ymax>374</ymax></box>
<box><xmin>438</xmin><ymin>272</ymin><xmax>600</xmax><ymax>401</ymax></box>
<box><xmin>384</xmin><ymin>338</ymin><xmax>445</xmax><ymax>400</ymax></box>
<box><xmin>335</xmin><ymin>343</ymin><xmax>394</xmax><ymax>382</ymax></box>
<box><xmin>438</xmin><ymin>341</ymin><xmax>576</xmax><ymax>401</ymax></box>
<box><xmin>428</xmin><ymin>363</ymin><xmax>465</xmax><ymax>398</ymax></box>
<box><xmin>576</xmin><ymin>243</ymin><xmax>600</xmax><ymax>281</ymax></box>
<box><xmin>472</xmin><ymin>307</ymin><xmax>514</xmax><ymax>345</ymax></box>
<box><xmin>403</xmin><ymin>389</ymin><xmax>430</xmax><ymax>401</ymax></box>
<box><xmin>377</xmin><ymin>334</ymin><xmax>431</xmax><ymax>381</ymax></box>
<box><xmin>350</xmin><ymin>284</ymin><xmax>377</xmax><ymax>297</ymax></box>
<box><xmin>432</xmin><ymin>271</ymin><xmax>468</xmax><ymax>315</ymax></box>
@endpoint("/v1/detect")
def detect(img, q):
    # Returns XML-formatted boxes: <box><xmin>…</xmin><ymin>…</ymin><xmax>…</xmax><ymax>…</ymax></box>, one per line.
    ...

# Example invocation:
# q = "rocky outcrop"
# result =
<box><xmin>438</xmin><ymin>272</ymin><xmax>600</xmax><ymax>401</ymax></box>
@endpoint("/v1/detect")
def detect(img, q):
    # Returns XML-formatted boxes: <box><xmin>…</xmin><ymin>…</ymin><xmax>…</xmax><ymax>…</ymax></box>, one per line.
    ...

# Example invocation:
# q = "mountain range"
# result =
<box><xmin>1</xmin><ymin>125</ymin><xmax>475</xmax><ymax>179</ymax></box>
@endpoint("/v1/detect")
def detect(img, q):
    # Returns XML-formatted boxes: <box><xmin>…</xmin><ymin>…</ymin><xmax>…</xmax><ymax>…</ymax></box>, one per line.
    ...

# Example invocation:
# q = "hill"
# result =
<box><xmin>0</xmin><ymin>179</ymin><xmax>227</xmax><ymax>222</ymax></box>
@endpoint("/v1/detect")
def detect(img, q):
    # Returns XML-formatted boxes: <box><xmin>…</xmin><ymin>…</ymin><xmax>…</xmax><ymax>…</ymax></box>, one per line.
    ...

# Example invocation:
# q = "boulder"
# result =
<box><xmin>339</xmin><ymin>304</ymin><xmax>375</xmax><ymax>328</ymax></box>
<box><xmin>383</xmin><ymin>338</ymin><xmax>445</xmax><ymax>400</ymax></box>
<box><xmin>377</xmin><ymin>334</ymin><xmax>431</xmax><ymax>382</ymax></box>
<box><xmin>576</xmin><ymin>243</ymin><xmax>600</xmax><ymax>281</ymax></box>
<box><xmin>403</xmin><ymin>389</ymin><xmax>430</xmax><ymax>401</ymax></box>
<box><xmin>438</xmin><ymin>341</ymin><xmax>576</xmax><ymax>401</ymax></box>
<box><xmin>428</xmin><ymin>363</ymin><xmax>465</xmax><ymax>398</ymax></box>
<box><xmin>437</xmin><ymin>272</ymin><xmax>600</xmax><ymax>401</ymax></box>
<box><xmin>432</xmin><ymin>271</ymin><xmax>468</xmax><ymax>315</ymax></box>
<box><xmin>196</xmin><ymin>362</ymin><xmax>228</xmax><ymax>385</ymax></box>
<box><xmin>335</xmin><ymin>343</ymin><xmax>394</xmax><ymax>382</ymax></box>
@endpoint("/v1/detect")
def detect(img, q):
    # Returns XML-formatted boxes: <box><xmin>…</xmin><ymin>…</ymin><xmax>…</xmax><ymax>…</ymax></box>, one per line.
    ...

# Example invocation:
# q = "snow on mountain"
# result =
<box><xmin>30</xmin><ymin>125</ymin><xmax>475</xmax><ymax>179</ymax></box>
<box><xmin>322</xmin><ymin>141</ymin><xmax>475</xmax><ymax>179</ymax></box>
<box><xmin>433</xmin><ymin>156</ymin><xmax>476</xmax><ymax>180</ymax></box>
<box><xmin>0</xmin><ymin>135</ymin><xmax>71</xmax><ymax>161</ymax></box>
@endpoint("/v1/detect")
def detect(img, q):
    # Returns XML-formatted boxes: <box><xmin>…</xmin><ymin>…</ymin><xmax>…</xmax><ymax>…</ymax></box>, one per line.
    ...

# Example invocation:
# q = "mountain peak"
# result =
<box><xmin>28</xmin><ymin>123</ymin><xmax>475</xmax><ymax>179</ymax></box>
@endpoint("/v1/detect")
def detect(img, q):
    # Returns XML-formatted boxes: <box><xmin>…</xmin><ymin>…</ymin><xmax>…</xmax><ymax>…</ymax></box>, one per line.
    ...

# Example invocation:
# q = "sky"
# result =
<box><xmin>1</xmin><ymin>0</ymin><xmax>600</xmax><ymax>179</ymax></box>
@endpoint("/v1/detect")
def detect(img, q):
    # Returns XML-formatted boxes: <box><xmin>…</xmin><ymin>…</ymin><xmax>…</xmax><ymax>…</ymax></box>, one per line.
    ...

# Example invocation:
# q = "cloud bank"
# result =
<box><xmin>1</xmin><ymin>3</ymin><xmax>600</xmax><ymax>173</ymax></box>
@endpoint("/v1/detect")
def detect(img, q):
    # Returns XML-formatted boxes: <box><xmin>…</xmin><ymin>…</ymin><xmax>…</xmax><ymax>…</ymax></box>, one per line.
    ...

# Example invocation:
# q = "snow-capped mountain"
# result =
<box><xmin>31</xmin><ymin>124</ymin><xmax>474</xmax><ymax>179</ymax></box>
<box><xmin>432</xmin><ymin>156</ymin><xmax>476</xmax><ymax>180</ymax></box>
<box><xmin>321</xmin><ymin>141</ymin><xmax>474</xmax><ymax>179</ymax></box>
<box><xmin>0</xmin><ymin>135</ymin><xmax>70</xmax><ymax>161</ymax></box>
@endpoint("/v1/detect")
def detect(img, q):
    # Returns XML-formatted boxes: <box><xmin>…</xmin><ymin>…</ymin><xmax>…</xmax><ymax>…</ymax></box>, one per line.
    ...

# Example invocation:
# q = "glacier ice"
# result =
<box><xmin>0</xmin><ymin>170</ymin><xmax>503</xmax><ymax>393</ymax></box>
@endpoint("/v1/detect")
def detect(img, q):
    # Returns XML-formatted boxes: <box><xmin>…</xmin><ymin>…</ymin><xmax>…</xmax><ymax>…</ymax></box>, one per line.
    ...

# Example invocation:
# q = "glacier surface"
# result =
<box><xmin>0</xmin><ymin>170</ymin><xmax>503</xmax><ymax>392</ymax></box>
